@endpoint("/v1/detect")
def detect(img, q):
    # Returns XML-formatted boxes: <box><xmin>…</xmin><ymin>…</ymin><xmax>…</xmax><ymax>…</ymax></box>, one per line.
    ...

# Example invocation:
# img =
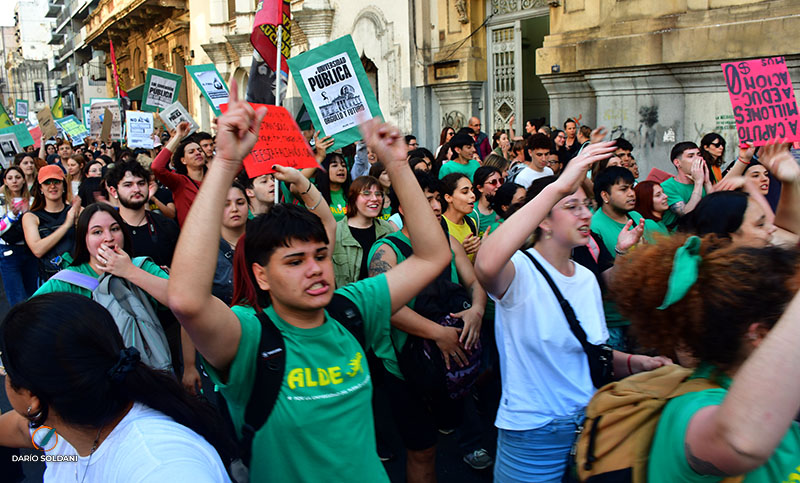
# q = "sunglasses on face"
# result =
<box><xmin>42</xmin><ymin>179</ymin><xmax>62</xmax><ymax>186</ymax></box>
<box><xmin>710</xmin><ymin>141</ymin><xmax>724</xmax><ymax>148</ymax></box>
<box><xmin>485</xmin><ymin>178</ymin><xmax>504</xmax><ymax>187</ymax></box>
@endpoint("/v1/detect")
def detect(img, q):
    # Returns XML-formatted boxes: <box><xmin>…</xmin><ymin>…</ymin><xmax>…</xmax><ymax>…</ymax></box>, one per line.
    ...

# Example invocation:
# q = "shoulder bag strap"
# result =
<box><xmin>519</xmin><ymin>250</ymin><xmax>593</xmax><ymax>351</ymax></box>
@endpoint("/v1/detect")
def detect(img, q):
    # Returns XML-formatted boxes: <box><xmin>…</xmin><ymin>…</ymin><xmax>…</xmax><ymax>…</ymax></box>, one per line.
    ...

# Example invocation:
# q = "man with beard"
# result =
<box><xmin>106</xmin><ymin>160</ymin><xmax>180</xmax><ymax>267</ymax></box>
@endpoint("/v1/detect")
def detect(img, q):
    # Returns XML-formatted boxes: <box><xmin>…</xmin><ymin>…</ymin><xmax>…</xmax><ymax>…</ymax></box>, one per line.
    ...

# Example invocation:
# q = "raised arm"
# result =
<box><xmin>151</xmin><ymin>122</ymin><xmax>191</xmax><ymax>189</ymax></box>
<box><xmin>22</xmin><ymin>196</ymin><xmax>80</xmax><ymax>258</ymax></box>
<box><xmin>272</xmin><ymin>165</ymin><xmax>336</xmax><ymax>246</ymax></box>
<box><xmin>38</xmin><ymin>136</ymin><xmax>47</xmax><ymax>160</ymax></box>
<box><xmin>759</xmin><ymin>142</ymin><xmax>800</xmax><ymax>235</ymax></box>
<box><xmin>682</xmin><ymin>288</ymin><xmax>800</xmax><ymax>476</ymax></box>
<box><xmin>719</xmin><ymin>144</ymin><xmax>756</xmax><ymax>183</ymax></box>
<box><xmin>450</xmin><ymin>236</ymin><xmax>486</xmax><ymax>350</ymax></box>
<box><xmin>168</xmin><ymin>81</ymin><xmax>267</xmax><ymax>372</ymax></box>
<box><xmin>360</xmin><ymin>120</ymin><xmax>451</xmax><ymax>314</ymax></box>
<box><xmin>475</xmin><ymin>142</ymin><xmax>616</xmax><ymax>298</ymax></box>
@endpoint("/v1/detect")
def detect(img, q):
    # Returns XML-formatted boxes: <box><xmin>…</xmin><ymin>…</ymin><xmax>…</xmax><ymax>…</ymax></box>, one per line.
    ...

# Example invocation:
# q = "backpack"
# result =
<box><xmin>575</xmin><ymin>365</ymin><xmax>743</xmax><ymax>483</ymax></box>
<box><xmin>239</xmin><ymin>293</ymin><xmax>365</xmax><ymax>466</ymax></box>
<box><xmin>382</xmin><ymin>232</ymin><xmax>482</xmax><ymax>401</ymax></box>
<box><xmin>50</xmin><ymin>257</ymin><xmax>173</xmax><ymax>373</ymax></box>
<box><xmin>506</xmin><ymin>162</ymin><xmax>526</xmax><ymax>185</ymax></box>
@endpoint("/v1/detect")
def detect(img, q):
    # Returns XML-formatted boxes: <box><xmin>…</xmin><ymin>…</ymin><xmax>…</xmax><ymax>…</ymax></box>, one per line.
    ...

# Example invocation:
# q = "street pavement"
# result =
<box><xmin>0</xmin><ymin>277</ymin><xmax>494</xmax><ymax>482</ymax></box>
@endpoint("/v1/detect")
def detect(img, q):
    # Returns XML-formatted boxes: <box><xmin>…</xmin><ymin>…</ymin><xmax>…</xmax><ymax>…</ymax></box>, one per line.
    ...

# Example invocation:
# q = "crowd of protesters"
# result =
<box><xmin>0</xmin><ymin>81</ymin><xmax>799</xmax><ymax>483</ymax></box>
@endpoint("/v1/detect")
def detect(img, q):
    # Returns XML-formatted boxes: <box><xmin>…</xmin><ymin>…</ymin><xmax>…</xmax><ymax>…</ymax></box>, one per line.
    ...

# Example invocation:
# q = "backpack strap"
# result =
<box><xmin>49</xmin><ymin>269</ymin><xmax>100</xmax><ymax>291</ymax></box>
<box><xmin>464</xmin><ymin>214</ymin><xmax>478</xmax><ymax>237</ymax></box>
<box><xmin>241</xmin><ymin>311</ymin><xmax>286</xmax><ymax>467</ymax></box>
<box><xmin>240</xmin><ymin>294</ymin><xmax>365</xmax><ymax>466</ymax></box>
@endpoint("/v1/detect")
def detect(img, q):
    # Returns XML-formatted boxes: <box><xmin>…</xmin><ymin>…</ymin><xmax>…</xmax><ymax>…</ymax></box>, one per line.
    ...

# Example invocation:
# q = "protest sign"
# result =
<box><xmin>36</xmin><ymin>107</ymin><xmax>58</xmax><ymax>139</ymax></box>
<box><xmin>15</xmin><ymin>100</ymin><xmax>28</xmax><ymax>120</ymax></box>
<box><xmin>0</xmin><ymin>133</ymin><xmax>21</xmax><ymax>168</ymax></box>
<box><xmin>90</xmin><ymin>99</ymin><xmax>123</xmax><ymax>140</ymax></box>
<box><xmin>29</xmin><ymin>126</ymin><xmax>42</xmax><ymax>148</ymax></box>
<box><xmin>126</xmin><ymin>111</ymin><xmax>155</xmax><ymax>149</ymax></box>
<box><xmin>0</xmin><ymin>124</ymin><xmax>35</xmax><ymax>148</ymax></box>
<box><xmin>722</xmin><ymin>56</ymin><xmax>800</xmax><ymax>146</ymax></box>
<box><xmin>287</xmin><ymin>35</ymin><xmax>382</xmax><ymax>151</ymax></box>
<box><xmin>251</xmin><ymin>0</ymin><xmax>291</xmax><ymax>74</ymax></box>
<box><xmin>82</xmin><ymin>104</ymin><xmax>91</xmax><ymax>128</ymax></box>
<box><xmin>100</xmin><ymin>108</ymin><xmax>113</xmax><ymax>144</ymax></box>
<box><xmin>55</xmin><ymin>115</ymin><xmax>90</xmax><ymax>146</ymax></box>
<box><xmin>220</xmin><ymin>103</ymin><xmax>317</xmax><ymax>177</ymax></box>
<box><xmin>142</xmin><ymin>68</ymin><xmax>183</xmax><ymax>112</ymax></box>
<box><xmin>186</xmin><ymin>64</ymin><xmax>229</xmax><ymax>116</ymax></box>
<box><xmin>158</xmin><ymin>101</ymin><xmax>199</xmax><ymax>138</ymax></box>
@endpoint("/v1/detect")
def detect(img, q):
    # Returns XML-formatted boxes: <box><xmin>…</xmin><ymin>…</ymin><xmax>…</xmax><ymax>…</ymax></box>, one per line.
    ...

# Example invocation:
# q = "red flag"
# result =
<box><xmin>109</xmin><ymin>37</ymin><xmax>128</xmax><ymax>98</ymax></box>
<box><xmin>251</xmin><ymin>0</ymin><xmax>291</xmax><ymax>74</ymax></box>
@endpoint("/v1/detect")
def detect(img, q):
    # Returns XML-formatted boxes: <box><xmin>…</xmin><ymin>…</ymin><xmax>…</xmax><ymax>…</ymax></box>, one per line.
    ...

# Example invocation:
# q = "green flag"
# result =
<box><xmin>52</xmin><ymin>96</ymin><xmax>64</xmax><ymax>119</ymax></box>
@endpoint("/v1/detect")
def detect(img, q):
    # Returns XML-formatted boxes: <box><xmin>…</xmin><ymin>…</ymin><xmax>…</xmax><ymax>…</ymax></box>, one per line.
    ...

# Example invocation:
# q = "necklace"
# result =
<box><xmin>75</xmin><ymin>426</ymin><xmax>103</xmax><ymax>483</ymax></box>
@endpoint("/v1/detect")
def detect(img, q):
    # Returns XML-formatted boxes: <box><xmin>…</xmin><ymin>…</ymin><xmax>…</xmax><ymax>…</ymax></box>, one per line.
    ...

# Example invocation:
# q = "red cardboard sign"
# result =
<box><xmin>722</xmin><ymin>56</ymin><xmax>800</xmax><ymax>146</ymax></box>
<box><xmin>29</xmin><ymin>126</ymin><xmax>42</xmax><ymax>149</ymax></box>
<box><xmin>219</xmin><ymin>103</ymin><xmax>318</xmax><ymax>178</ymax></box>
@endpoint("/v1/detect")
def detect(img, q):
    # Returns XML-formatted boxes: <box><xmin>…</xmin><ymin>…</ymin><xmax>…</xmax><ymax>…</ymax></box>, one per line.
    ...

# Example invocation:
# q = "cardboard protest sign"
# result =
<box><xmin>186</xmin><ymin>64</ymin><xmax>229</xmax><ymax>116</ymax></box>
<box><xmin>158</xmin><ymin>101</ymin><xmax>199</xmax><ymax>138</ymax></box>
<box><xmin>0</xmin><ymin>133</ymin><xmax>21</xmax><ymax>168</ymax></box>
<box><xmin>142</xmin><ymin>68</ymin><xmax>183</xmax><ymax>113</ymax></box>
<box><xmin>55</xmin><ymin>115</ymin><xmax>90</xmax><ymax>146</ymax></box>
<box><xmin>100</xmin><ymin>108</ymin><xmax>113</xmax><ymax>143</ymax></box>
<box><xmin>220</xmin><ymin>103</ymin><xmax>318</xmax><ymax>178</ymax></box>
<box><xmin>126</xmin><ymin>111</ymin><xmax>155</xmax><ymax>149</ymax></box>
<box><xmin>29</xmin><ymin>126</ymin><xmax>42</xmax><ymax>149</ymax></box>
<box><xmin>36</xmin><ymin>107</ymin><xmax>58</xmax><ymax>139</ymax></box>
<box><xmin>288</xmin><ymin>35</ymin><xmax>382</xmax><ymax>151</ymax></box>
<box><xmin>89</xmin><ymin>99</ymin><xmax>123</xmax><ymax>140</ymax></box>
<box><xmin>722</xmin><ymin>56</ymin><xmax>800</xmax><ymax>145</ymax></box>
<box><xmin>0</xmin><ymin>124</ymin><xmax>35</xmax><ymax>148</ymax></box>
<box><xmin>251</xmin><ymin>0</ymin><xmax>291</xmax><ymax>74</ymax></box>
<box><xmin>15</xmin><ymin>100</ymin><xmax>28</xmax><ymax>120</ymax></box>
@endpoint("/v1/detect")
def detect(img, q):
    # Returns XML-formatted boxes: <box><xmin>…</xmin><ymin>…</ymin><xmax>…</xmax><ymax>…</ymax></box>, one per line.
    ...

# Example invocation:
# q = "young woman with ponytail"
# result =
<box><xmin>0</xmin><ymin>293</ymin><xmax>233</xmax><ymax>482</ymax></box>
<box><xmin>612</xmin><ymin>235</ymin><xmax>800</xmax><ymax>481</ymax></box>
<box><xmin>167</xmin><ymin>82</ymin><xmax>450</xmax><ymax>482</ymax></box>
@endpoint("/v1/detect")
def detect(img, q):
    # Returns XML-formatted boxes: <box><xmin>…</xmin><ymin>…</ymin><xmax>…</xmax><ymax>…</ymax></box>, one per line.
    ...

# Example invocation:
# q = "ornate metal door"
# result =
<box><xmin>488</xmin><ymin>21</ymin><xmax>523</xmax><ymax>137</ymax></box>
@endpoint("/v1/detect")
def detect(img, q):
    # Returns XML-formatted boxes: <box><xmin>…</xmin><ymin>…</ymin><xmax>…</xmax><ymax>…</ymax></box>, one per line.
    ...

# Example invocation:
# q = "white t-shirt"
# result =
<box><xmin>491</xmin><ymin>248</ymin><xmax>608</xmax><ymax>431</ymax></box>
<box><xmin>514</xmin><ymin>166</ymin><xmax>554</xmax><ymax>189</ymax></box>
<box><xmin>37</xmin><ymin>403</ymin><xmax>231</xmax><ymax>483</ymax></box>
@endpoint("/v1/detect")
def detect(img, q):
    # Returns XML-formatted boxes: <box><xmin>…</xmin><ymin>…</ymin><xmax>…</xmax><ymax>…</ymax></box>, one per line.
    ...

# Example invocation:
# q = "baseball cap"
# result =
<box><xmin>38</xmin><ymin>165</ymin><xmax>65</xmax><ymax>184</ymax></box>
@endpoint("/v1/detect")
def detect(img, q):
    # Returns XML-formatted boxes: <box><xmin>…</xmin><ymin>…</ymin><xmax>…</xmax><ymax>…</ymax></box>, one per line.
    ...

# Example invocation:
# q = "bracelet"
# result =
<box><xmin>301</xmin><ymin>179</ymin><xmax>313</xmax><ymax>195</ymax></box>
<box><xmin>308</xmin><ymin>195</ymin><xmax>323</xmax><ymax>211</ymax></box>
<box><xmin>737</xmin><ymin>156</ymin><xmax>750</xmax><ymax>165</ymax></box>
<box><xmin>614</xmin><ymin>245</ymin><xmax>628</xmax><ymax>256</ymax></box>
<box><xmin>627</xmin><ymin>354</ymin><xmax>634</xmax><ymax>375</ymax></box>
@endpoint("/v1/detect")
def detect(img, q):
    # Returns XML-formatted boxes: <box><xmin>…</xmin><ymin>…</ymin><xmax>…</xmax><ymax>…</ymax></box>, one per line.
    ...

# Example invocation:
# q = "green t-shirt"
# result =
<box><xmin>660</xmin><ymin>177</ymin><xmax>705</xmax><ymax>228</ymax></box>
<box><xmin>205</xmin><ymin>275</ymin><xmax>393</xmax><ymax>483</ymax></box>
<box><xmin>33</xmin><ymin>259</ymin><xmax>168</xmax><ymax>308</ymax></box>
<box><xmin>591</xmin><ymin>209</ymin><xmax>667</xmax><ymax>258</ymax></box>
<box><xmin>649</xmin><ymin>364</ymin><xmax>800</xmax><ymax>482</ymax></box>
<box><xmin>472</xmin><ymin>207</ymin><xmax>498</xmax><ymax>237</ymax></box>
<box><xmin>438</xmin><ymin>159</ymin><xmax>481</xmax><ymax>181</ymax></box>
<box><xmin>329</xmin><ymin>188</ymin><xmax>347</xmax><ymax>221</ymax></box>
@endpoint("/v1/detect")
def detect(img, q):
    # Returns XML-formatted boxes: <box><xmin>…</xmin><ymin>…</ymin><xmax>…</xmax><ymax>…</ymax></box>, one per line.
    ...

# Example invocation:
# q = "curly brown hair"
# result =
<box><xmin>611</xmin><ymin>234</ymin><xmax>800</xmax><ymax>370</ymax></box>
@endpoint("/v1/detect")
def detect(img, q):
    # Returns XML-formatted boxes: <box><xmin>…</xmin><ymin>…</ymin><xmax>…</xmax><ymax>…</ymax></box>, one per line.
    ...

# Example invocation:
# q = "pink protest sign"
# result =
<box><xmin>722</xmin><ymin>57</ymin><xmax>800</xmax><ymax>146</ymax></box>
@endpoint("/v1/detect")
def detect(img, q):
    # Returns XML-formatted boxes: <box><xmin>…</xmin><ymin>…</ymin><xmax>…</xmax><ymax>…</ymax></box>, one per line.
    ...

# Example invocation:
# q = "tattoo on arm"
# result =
<box><xmin>368</xmin><ymin>247</ymin><xmax>393</xmax><ymax>277</ymax></box>
<box><xmin>670</xmin><ymin>201</ymin><xmax>686</xmax><ymax>216</ymax></box>
<box><xmin>685</xmin><ymin>441</ymin><xmax>728</xmax><ymax>477</ymax></box>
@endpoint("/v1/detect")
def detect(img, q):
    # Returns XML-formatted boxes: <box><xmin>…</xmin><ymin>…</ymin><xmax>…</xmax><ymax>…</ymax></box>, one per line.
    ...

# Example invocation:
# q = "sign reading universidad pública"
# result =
<box><xmin>142</xmin><ymin>68</ymin><xmax>183</xmax><ymax>113</ymax></box>
<box><xmin>287</xmin><ymin>35</ymin><xmax>382</xmax><ymax>151</ymax></box>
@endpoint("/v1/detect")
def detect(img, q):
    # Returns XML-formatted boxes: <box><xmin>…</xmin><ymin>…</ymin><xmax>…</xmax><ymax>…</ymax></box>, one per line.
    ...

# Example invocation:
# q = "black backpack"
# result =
<box><xmin>238</xmin><ymin>294</ymin><xmax>365</xmax><ymax>466</ymax></box>
<box><xmin>383</xmin><ymin>232</ymin><xmax>482</xmax><ymax>401</ymax></box>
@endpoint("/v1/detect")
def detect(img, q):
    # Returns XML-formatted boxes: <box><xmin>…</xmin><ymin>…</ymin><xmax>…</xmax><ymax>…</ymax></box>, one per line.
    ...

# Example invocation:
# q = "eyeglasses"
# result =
<box><xmin>561</xmin><ymin>200</ymin><xmax>593</xmax><ymax>215</ymax></box>
<box><xmin>485</xmin><ymin>178</ymin><xmax>504</xmax><ymax>187</ymax></box>
<box><xmin>359</xmin><ymin>190</ymin><xmax>384</xmax><ymax>199</ymax></box>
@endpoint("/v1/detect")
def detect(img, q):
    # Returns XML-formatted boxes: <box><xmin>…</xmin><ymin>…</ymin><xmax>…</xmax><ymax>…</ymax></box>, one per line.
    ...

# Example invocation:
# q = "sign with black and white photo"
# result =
<box><xmin>0</xmin><ymin>133</ymin><xmax>21</xmax><ymax>168</ymax></box>
<box><xmin>287</xmin><ymin>35</ymin><xmax>382</xmax><ymax>151</ymax></box>
<box><xmin>186</xmin><ymin>64</ymin><xmax>229</xmax><ymax>116</ymax></box>
<box><xmin>158</xmin><ymin>101</ymin><xmax>198</xmax><ymax>138</ymax></box>
<box><xmin>15</xmin><ymin>99</ymin><xmax>28</xmax><ymax>120</ymax></box>
<box><xmin>142</xmin><ymin>68</ymin><xmax>183</xmax><ymax>113</ymax></box>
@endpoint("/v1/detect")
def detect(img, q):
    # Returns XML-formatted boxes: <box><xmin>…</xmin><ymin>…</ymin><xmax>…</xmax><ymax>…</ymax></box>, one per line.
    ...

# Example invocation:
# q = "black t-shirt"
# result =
<box><xmin>572</xmin><ymin>232</ymin><xmax>614</xmax><ymax>293</ymax></box>
<box><xmin>122</xmin><ymin>211</ymin><xmax>179</xmax><ymax>267</ymax></box>
<box><xmin>348</xmin><ymin>224</ymin><xmax>377</xmax><ymax>281</ymax></box>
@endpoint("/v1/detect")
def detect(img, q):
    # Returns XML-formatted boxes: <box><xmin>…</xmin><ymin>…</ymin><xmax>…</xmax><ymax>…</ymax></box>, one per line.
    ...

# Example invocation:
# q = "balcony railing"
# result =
<box><xmin>46</xmin><ymin>2</ymin><xmax>61</xmax><ymax>18</ymax></box>
<box><xmin>48</xmin><ymin>32</ymin><xmax>65</xmax><ymax>45</ymax></box>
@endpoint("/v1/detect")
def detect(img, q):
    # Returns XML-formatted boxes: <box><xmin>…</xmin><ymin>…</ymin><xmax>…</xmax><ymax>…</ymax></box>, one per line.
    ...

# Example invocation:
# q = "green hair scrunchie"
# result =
<box><xmin>657</xmin><ymin>236</ymin><xmax>702</xmax><ymax>310</ymax></box>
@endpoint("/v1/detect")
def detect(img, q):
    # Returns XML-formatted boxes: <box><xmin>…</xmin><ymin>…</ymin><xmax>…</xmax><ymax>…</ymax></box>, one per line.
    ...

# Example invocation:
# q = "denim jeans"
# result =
<box><xmin>0</xmin><ymin>245</ymin><xmax>39</xmax><ymax>306</ymax></box>
<box><xmin>494</xmin><ymin>408</ymin><xmax>585</xmax><ymax>482</ymax></box>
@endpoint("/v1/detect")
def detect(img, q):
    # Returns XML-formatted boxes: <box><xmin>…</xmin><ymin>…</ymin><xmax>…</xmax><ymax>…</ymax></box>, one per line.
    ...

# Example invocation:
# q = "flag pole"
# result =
<box><xmin>274</xmin><ymin>11</ymin><xmax>283</xmax><ymax>204</ymax></box>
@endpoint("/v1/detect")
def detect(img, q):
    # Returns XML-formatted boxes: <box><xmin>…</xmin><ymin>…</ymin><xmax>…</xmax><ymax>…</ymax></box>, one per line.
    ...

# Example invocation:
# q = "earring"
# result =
<box><xmin>545</xmin><ymin>230</ymin><xmax>553</xmax><ymax>240</ymax></box>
